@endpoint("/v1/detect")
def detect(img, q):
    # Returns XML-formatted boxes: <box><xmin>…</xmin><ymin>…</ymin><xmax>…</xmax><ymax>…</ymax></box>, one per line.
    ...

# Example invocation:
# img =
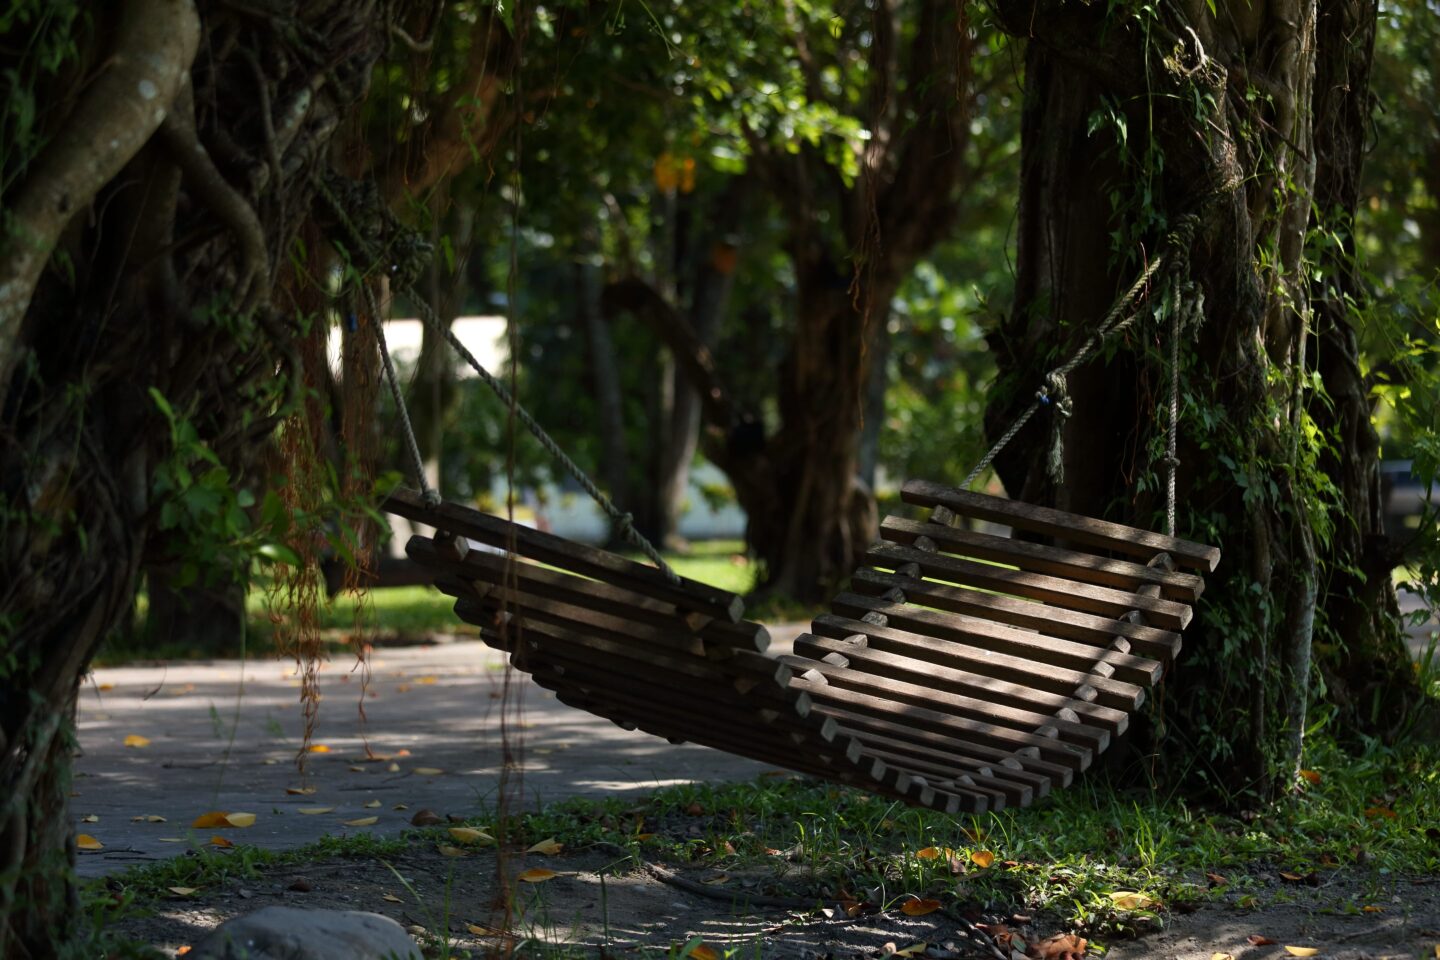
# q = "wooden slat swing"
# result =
<box><xmin>320</xmin><ymin>180</ymin><xmax>1218</xmax><ymax>812</ymax></box>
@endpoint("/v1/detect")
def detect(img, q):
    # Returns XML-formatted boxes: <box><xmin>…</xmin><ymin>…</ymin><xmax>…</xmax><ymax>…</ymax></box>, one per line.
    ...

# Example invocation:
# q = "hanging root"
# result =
<box><xmin>0</xmin><ymin>0</ymin><xmax>201</xmax><ymax>389</ymax></box>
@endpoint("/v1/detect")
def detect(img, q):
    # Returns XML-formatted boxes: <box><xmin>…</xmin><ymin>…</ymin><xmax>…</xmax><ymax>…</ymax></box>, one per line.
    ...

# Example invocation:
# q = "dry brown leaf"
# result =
<box><xmin>688</xmin><ymin>946</ymin><xmax>719</xmax><ymax>960</ymax></box>
<box><xmin>123</xmin><ymin>734</ymin><xmax>151</xmax><ymax>748</ymax></box>
<box><xmin>410</xmin><ymin>809</ymin><xmax>444</xmax><ymax>826</ymax></box>
<box><xmin>526</xmin><ymin>837</ymin><xmax>563</xmax><ymax>855</ymax></box>
<box><xmin>412</xmin><ymin>767</ymin><xmax>444</xmax><ymax>776</ymax></box>
<box><xmin>343</xmin><ymin>816</ymin><xmax>378</xmax><ymax>827</ymax></box>
<box><xmin>1248</xmin><ymin>935</ymin><xmax>1277</xmax><ymax>946</ymax></box>
<box><xmin>307</xmin><ymin>744</ymin><xmax>330</xmax><ymax>754</ymax></box>
<box><xmin>168</xmin><ymin>887</ymin><xmax>198</xmax><ymax>896</ymax></box>
<box><xmin>285</xmin><ymin>787</ymin><xmax>316</xmax><ymax>796</ymax></box>
<box><xmin>685</xmin><ymin>802</ymin><xmax>704</xmax><ymax>816</ymax></box>
<box><xmin>1206</xmin><ymin>872</ymin><xmax>1228</xmax><ymax>886</ymax></box>
<box><xmin>1364</xmin><ymin>806</ymin><xmax>1397</xmax><ymax>819</ymax></box>
<box><xmin>1361</xmin><ymin>905</ymin><xmax>1384</xmax><ymax>913</ymax></box>
<box><xmin>916</xmin><ymin>846</ymin><xmax>954</xmax><ymax>860</ymax></box>
<box><xmin>297</xmin><ymin>807</ymin><xmax>335</xmax><ymax>816</ymax></box>
<box><xmin>382</xmin><ymin>893</ymin><xmax>403</xmax><ymax>903</ymax></box>
<box><xmin>1027</xmin><ymin>932</ymin><xmax>1087</xmax><ymax>959</ymax></box>
<box><xmin>702</xmin><ymin>873</ymin><xmax>730</xmax><ymax>885</ymax></box>
<box><xmin>396</xmin><ymin>684</ymin><xmax>412</xmax><ymax>693</ymax></box>
<box><xmin>971</xmin><ymin>850</ymin><xmax>996</xmax><ymax>868</ymax></box>
<box><xmin>176</xmin><ymin>947</ymin><xmax>191</xmax><ymax>956</ymax></box>
<box><xmin>901</xmin><ymin>898</ymin><xmax>942</xmax><ymax>916</ymax></box>
<box><xmin>75</xmin><ymin>834</ymin><xmax>103</xmax><ymax>851</ymax></box>
<box><xmin>448</xmin><ymin>827</ymin><xmax>493</xmax><ymax>844</ymax></box>
<box><xmin>1283</xmin><ymin>948</ymin><xmax>1320</xmax><ymax>957</ymax></box>
<box><xmin>192</xmin><ymin>811</ymin><xmax>231</xmax><ymax>829</ymax></box>
<box><xmin>517</xmin><ymin>868</ymin><xmax>558</xmax><ymax>883</ymax></box>
<box><xmin>209</xmin><ymin>836</ymin><xmax>234</xmax><ymax>848</ymax></box>
<box><xmin>131</xmin><ymin>815</ymin><xmax>166</xmax><ymax>823</ymax></box>
<box><xmin>1299</xmin><ymin>769</ymin><xmax>1321</xmax><ymax>785</ymax></box>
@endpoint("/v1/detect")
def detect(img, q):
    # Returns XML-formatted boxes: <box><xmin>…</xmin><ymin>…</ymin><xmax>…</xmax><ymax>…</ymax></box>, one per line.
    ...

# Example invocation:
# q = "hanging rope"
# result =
<box><xmin>316</xmin><ymin>177</ymin><xmax>681</xmax><ymax>584</ymax></box>
<box><xmin>961</xmin><ymin>214</ymin><xmax>1203</xmax><ymax>531</ymax></box>
<box><xmin>361</xmin><ymin>283</ymin><xmax>438</xmax><ymax>506</ymax></box>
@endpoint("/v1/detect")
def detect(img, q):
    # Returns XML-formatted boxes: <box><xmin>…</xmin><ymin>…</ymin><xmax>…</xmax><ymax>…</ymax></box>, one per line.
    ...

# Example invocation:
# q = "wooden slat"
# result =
<box><xmin>810</xmin><ymin>613</ymin><xmax>1146</xmax><ymax>712</ymax></box>
<box><xmin>788</xmin><ymin>675</ymin><xmax>1092</xmax><ymax>770</ymax></box>
<box><xmin>902</xmin><ymin>479</ymin><xmax>1220</xmax><ymax>573</ymax></box>
<box><xmin>838</xmin><ymin>730</ymin><xmax>1043</xmax><ymax>804</ymax></box>
<box><xmin>832</xmin><ymin>593</ymin><xmax>1163</xmax><ymax>688</ymax></box>
<box><xmin>848</xmin><ymin>745</ymin><xmax>1013</xmax><ymax>809</ymax></box>
<box><xmin>883</xmin><ymin>516</ymin><xmax>1205</xmax><ymax>603</ymax></box>
<box><xmin>410</xmin><ymin>538</ymin><xmax>768</xmax><ymax>652</ymax></box>
<box><xmin>866</xmin><ymin>541</ymin><xmax>1192</xmax><ymax>630</ymax></box>
<box><xmin>778</xmin><ymin>654</ymin><xmax>1110</xmax><ymax>751</ymax></box>
<box><xmin>795</xmin><ymin>633</ymin><xmax>1128</xmax><ymax>733</ymax></box>
<box><xmin>849</xmin><ymin>567</ymin><xmax>1181</xmax><ymax>663</ymax></box>
<box><xmin>386</xmin><ymin>488</ymin><xmax>744</xmax><ymax>621</ymax></box>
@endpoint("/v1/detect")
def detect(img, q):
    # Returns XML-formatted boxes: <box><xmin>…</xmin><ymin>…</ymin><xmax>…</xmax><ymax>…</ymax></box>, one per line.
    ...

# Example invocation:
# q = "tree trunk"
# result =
<box><xmin>987</xmin><ymin>0</ymin><xmax>1414</xmax><ymax>796</ymax></box>
<box><xmin>0</xmin><ymin>3</ymin><xmax>389</xmax><ymax>949</ymax></box>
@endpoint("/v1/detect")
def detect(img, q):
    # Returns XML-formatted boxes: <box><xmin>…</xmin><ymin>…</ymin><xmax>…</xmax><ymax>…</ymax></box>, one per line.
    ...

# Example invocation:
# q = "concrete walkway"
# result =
<box><xmin>74</xmin><ymin>630</ymin><xmax>805</xmax><ymax>878</ymax></box>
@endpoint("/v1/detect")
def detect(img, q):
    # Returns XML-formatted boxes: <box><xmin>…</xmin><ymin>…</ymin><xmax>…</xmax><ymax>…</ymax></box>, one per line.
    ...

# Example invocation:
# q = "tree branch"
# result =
<box><xmin>0</xmin><ymin>0</ymin><xmax>201</xmax><ymax>392</ymax></box>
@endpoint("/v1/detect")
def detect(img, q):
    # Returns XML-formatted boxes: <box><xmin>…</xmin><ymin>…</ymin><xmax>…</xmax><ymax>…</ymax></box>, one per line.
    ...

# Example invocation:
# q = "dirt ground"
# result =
<box><xmin>95</xmin><ymin>843</ymin><xmax>1440</xmax><ymax>959</ymax></box>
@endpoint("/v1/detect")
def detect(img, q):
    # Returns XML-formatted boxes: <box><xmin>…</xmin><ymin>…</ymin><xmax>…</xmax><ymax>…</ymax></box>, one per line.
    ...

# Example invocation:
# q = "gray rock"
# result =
<box><xmin>188</xmin><ymin>906</ymin><xmax>422</xmax><ymax>960</ymax></box>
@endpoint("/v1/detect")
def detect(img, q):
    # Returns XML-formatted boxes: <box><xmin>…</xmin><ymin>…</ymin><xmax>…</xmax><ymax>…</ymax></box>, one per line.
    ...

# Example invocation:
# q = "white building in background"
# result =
<box><xmin>332</xmin><ymin>318</ymin><xmax>747</xmax><ymax>550</ymax></box>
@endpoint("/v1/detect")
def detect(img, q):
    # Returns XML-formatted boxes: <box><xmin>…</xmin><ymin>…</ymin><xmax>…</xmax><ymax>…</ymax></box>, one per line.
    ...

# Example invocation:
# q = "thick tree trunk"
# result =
<box><xmin>987</xmin><ymin>0</ymin><xmax>1414</xmax><ymax>796</ymax></box>
<box><xmin>0</xmin><ymin>3</ymin><xmax>389</xmax><ymax>950</ymax></box>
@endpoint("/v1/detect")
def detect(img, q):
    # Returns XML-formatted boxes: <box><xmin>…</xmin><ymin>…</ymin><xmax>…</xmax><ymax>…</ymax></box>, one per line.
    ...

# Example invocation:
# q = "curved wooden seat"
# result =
<box><xmin>385</xmin><ymin>482</ymin><xmax>1218</xmax><ymax>813</ymax></box>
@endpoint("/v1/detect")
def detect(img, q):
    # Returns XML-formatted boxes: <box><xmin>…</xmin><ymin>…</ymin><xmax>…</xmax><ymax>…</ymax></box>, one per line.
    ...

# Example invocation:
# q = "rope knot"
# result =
<box><xmin>422</xmin><ymin>489</ymin><xmax>442</xmax><ymax>507</ymax></box>
<box><xmin>1162</xmin><ymin>455</ymin><xmax>1181</xmax><ymax>467</ymax></box>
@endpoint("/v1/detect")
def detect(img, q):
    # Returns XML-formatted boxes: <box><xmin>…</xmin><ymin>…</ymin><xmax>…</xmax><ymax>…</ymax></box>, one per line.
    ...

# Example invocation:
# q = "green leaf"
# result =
<box><xmin>257</xmin><ymin>542</ymin><xmax>302</xmax><ymax>566</ymax></box>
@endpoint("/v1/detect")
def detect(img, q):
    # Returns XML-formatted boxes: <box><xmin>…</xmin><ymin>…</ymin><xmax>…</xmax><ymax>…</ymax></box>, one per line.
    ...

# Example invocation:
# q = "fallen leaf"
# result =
<box><xmin>526</xmin><ymin>837</ymin><xmax>563</xmax><ymax>855</ymax></box>
<box><xmin>1361</xmin><ymin>904</ymin><xmax>1384</xmax><ymax>913</ymax></box>
<box><xmin>308</xmin><ymin>744</ymin><xmax>330</xmax><ymax>753</ymax></box>
<box><xmin>412</xmin><ymin>767</ymin><xmax>444</xmax><ymax>776</ymax></box>
<box><xmin>891</xmin><ymin>943</ymin><xmax>928</xmax><ymax>957</ymax></box>
<box><xmin>901</xmin><ymin>898</ymin><xmax>942</xmax><ymax>916</ymax></box>
<box><xmin>702</xmin><ymin>873</ymin><xmax>730</xmax><ymax>885</ymax></box>
<box><xmin>75</xmin><ymin>834</ymin><xmax>103</xmax><ymax>851</ymax></box>
<box><xmin>916</xmin><ymin>846</ymin><xmax>954</xmax><ymax>860</ymax></box>
<box><xmin>517</xmin><ymin>868</ymin><xmax>558</xmax><ymax>883</ymax></box>
<box><xmin>1211</xmin><ymin>954</ymin><xmax>1235</xmax><ymax>960</ymax></box>
<box><xmin>123</xmin><ymin>734</ymin><xmax>151</xmax><ymax>748</ymax></box>
<box><xmin>192</xmin><ymin>812</ymin><xmax>231</xmax><ymax>828</ymax></box>
<box><xmin>98</xmin><ymin>683</ymin><xmax>115</xmax><ymax>691</ymax></box>
<box><xmin>410</xmin><ymin>809</ymin><xmax>444</xmax><ymax>826</ymax></box>
<box><xmin>349</xmin><ymin>765</ymin><xmax>366</xmax><ymax>772</ymax></box>
<box><xmin>1364</xmin><ymin>806</ymin><xmax>1397</xmax><ymax>820</ymax></box>
<box><xmin>81</xmin><ymin>814</ymin><xmax>98</xmax><ymax>823</ymax></box>
<box><xmin>1027</xmin><ymin>932</ymin><xmax>1087</xmax><ymax>959</ymax></box>
<box><xmin>466</xmin><ymin>923</ymin><xmax>496</xmax><ymax>935</ymax></box>
<box><xmin>971</xmin><ymin>850</ymin><xmax>996</xmax><ymax>868</ymax></box>
<box><xmin>1283</xmin><ymin>948</ymin><xmax>1320</xmax><ymax>957</ymax></box>
<box><xmin>343</xmin><ymin>817</ymin><xmax>378</xmax><ymax>827</ymax></box>
<box><xmin>437</xmin><ymin>845</ymin><xmax>467</xmax><ymax>857</ymax></box>
<box><xmin>688</xmin><ymin>946</ymin><xmax>719</xmax><ymax>960</ymax></box>
<box><xmin>396</xmin><ymin>684</ymin><xmax>412</xmax><ymax>693</ymax></box>
<box><xmin>168</xmin><ymin>887</ymin><xmax>198</xmax><ymax>896</ymax></box>
<box><xmin>1206</xmin><ymin>872</ymin><xmax>1229</xmax><ymax>886</ymax></box>
<box><xmin>685</xmin><ymin>802</ymin><xmax>704</xmax><ymax>816</ymax></box>
<box><xmin>224</xmin><ymin>813</ymin><xmax>256</xmax><ymax>828</ymax></box>
<box><xmin>382</xmin><ymin>893</ymin><xmax>403</xmax><ymax>903</ymax></box>
<box><xmin>131</xmin><ymin>815</ymin><xmax>166</xmax><ymax>823</ymax></box>
<box><xmin>448</xmin><ymin>827</ymin><xmax>493</xmax><ymax>844</ymax></box>
<box><xmin>395</xmin><ymin>749</ymin><xmax>411</xmax><ymax>757</ymax></box>
<box><xmin>1248</xmin><ymin>935</ymin><xmax>1278</xmax><ymax>946</ymax></box>
<box><xmin>392</xmin><ymin>804</ymin><xmax>409</xmax><ymax>811</ymax></box>
<box><xmin>285</xmin><ymin>787</ymin><xmax>317</xmax><ymax>796</ymax></box>
<box><xmin>297</xmin><ymin>807</ymin><xmax>335</xmax><ymax>816</ymax></box>
<box><xmin>1279</xmin><ymin>871</ymin><xmax>1313</xmax><ymax>883</ymax></box>
<box><xmin>1109</xmin><ymin>891</ymin><xmax>1159</xmax><ymax>910</ymax></box>
<box><xmin>209</xmin><ymin>836</ymin><xmax>234</xmax><ymax>848</ymax></box>
<box><xmin>157</xmin><ymin>838</ymin><xmax>186</xmax><ymax>843</ymax></box>
<box><xmin>1299</xmin><ymin>769</ymin><xmax>1321</xmax><ymax>785</ymax></box>
<box><xmin>363</xmin><ymin>800</ymin><xmax>381</xmax><ymax>809</ymax></box>
<box><xmin>415</xmin><ymin>676</ymin><xmax>439</xmax><ymax>684</ymax></box>
<box><xmin>387</xmin><ymin>763</ymin><xmax>401</xmax><ymax>773</ymax></box>
<box><xmin>176</xmin><ymin>947</ymin><xmax>190</xmax><ymax>956</ymax></box>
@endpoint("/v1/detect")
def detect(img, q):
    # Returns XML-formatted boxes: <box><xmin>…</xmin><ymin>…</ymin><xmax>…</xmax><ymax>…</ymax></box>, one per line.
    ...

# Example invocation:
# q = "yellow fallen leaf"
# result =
<box><xmin>437</xmin><ymin>845</ymin><xmax>467</xmax><ymax>857</ymax></box>
<box><xmin>1110</xmin><ymin>891</ymin><xmax>1159</xmax><ymax>910</ymax></box>
<box><xmin>916</xmin><ymin>846</ymin><xmax>951</xmax><ymax>860</ymax></box>
<box><xmin>412</xmin><ymin>767</ymin><xmax>444</xmax><ymax>776</ymax></box>
<box><xmin>416</xmin><ymin>676</ymin><xmax>439</xmax><ymax>685</ymax></box>
<box><xmin>382</xmin><ymin>893</ymin><xmax>403</xmax><ymax>903</ymax></box>
<box><xmin>224</xmin><ymin>812</ymin><xmax>256</xmax><ymax>828</ymax></box>
<box><xmin>467</xmin><ymin>923</ymin><xmax>496</xmax><ymax>936</ymax></box>
<box><xmin>893</xmin><ymin>944</ymin><xmax>928</xmax><ymax>957</ymax></box>
<box><xmin>168</xmin><ymin>887</ymin><xmax>198</xmax><ymax>896</ymax></box>
<box><xmin>285</xmin><ymin>787</ymin><xmax>316</xmax><ymax>796</ymax></box>
<box><xmin>392</xmin><ymin>804</ymin><xmax>408</xmax><ymax>811</ymax></box>
<box><xmin>448</xmin><ymin>827</ymin><xmax>493</xmax><ymax>844</ymax></box>
<box><xmin>901</xmin><ymin>898</ymin><xmax>942</xmax><ymax>916</ymax></box>
<box><xmin>396</xmin><ymin>684</ymin><xmax>412</xmax><ymax>693</ymax></box>
<box><xmin>688</xmin><ymin>946</ymin><xmax>719</xmax><ymax>960</ymax></box>
<box><xmin>192</xmin><ymin>811</ymin><xmax>231</xmax><ymax>828</ymax></box>
<box><xmin>176</xmin><ymin>947</ymin><xmax>191</xmax><ymax>956</ymax></box>
<box><xmin>297</xmin><ymin>807</ymin><xmax>335</xmax><ymax>815</ymax></box>
<box><xmin>131</xmin><ymin>815</ymin><xmax>166</xmax><ymax>823</ymax></box>
<box><xmin>343</xmin><ymin>816</ymin><xmax>378</xmax><ymax>827</ymax></box>
<box><xmin>123</xmin><ymin>734</ymin><xmax>151</xmax><ymax>748</ymax></box>
<box><xmin>1299</xmin><ymin>769</ymin><xmax>1321</xmax><ymax>785</ymax></box>
<box><xmin>1211</xmin><ymin>954</ymin><xmax>1235</xmax><ymax>960</ymax></box>
<box><xmin>387</xmin><ymin>762</ymin><xmax>400</xmax><ymax>773</ymax></box>
<box><xmin>363</xmin><ymin>800</ymin><xmax>381</xmax><ymax>808</ymax></box>
<box><xmin>76</xmin><ymin>834</ymin><xmax>104</xmax><ymax>850</ymax></box>
<box><xmin>98</xmin><ymin>683</ymin><xmax>115</xmax><ymax>691</ymax></box>
<box><xmin>1283</xmin><ymin>948</ymin><xmax>1319</xmax><ymax>957</ymax></box>
<box><xmin>308</xmin><ymin>744</ymin><xmax>330</xmax><ymax>754</ymax></box>
<box><xmin>526</xmin><ymin>837</ymin><xmax>563</xmax><ymax>855</ymax></box>
<box><xmin>210</xmin><ymin>836</ymin><xmax>233</xmax><ymax>848</ymax></box>
<box><xmin>970</xmin><ymin>850</ymin><xmax>995</xmax><ymax>868</ymax></box>
<box><xmin>1361</xmin><ymin>905</ymin><xmax>1384</xmax><ymax>913</ymax></box>
<box><xmin>81</xmin><ymin>814</ymin><xmax>98</xmax><ymax>823</ymax></box>
<box><xmin>517</xmin><ymin>868</ymin><xmax>558</xmax><ymax>883</ymax></box>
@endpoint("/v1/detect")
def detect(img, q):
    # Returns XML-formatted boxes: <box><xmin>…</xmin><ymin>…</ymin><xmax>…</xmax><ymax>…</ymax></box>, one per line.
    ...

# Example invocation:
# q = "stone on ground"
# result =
<box><xmin>188</xmin><ymin>906</ymin><xmax>421</xmax><ymax>959</ymax></box>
